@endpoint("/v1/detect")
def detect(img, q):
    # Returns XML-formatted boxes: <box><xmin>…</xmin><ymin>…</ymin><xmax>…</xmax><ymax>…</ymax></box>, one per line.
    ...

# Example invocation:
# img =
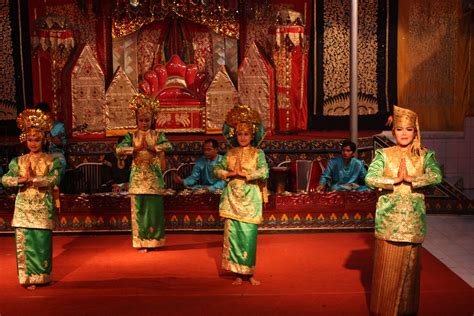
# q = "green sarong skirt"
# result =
<box><xmin>15</xmin><ymin>227</ymin><xmax>52</xmax><ymax>285</ymax></box>
<box><xmin>131</xmin><ymin>194</ymin><xmax>165</xmax><ymax>248</ymax></box>
<box><xmin>222</xmin><ymin>219</ymin><xmax>258</xmax><ymax>275</ymax></box>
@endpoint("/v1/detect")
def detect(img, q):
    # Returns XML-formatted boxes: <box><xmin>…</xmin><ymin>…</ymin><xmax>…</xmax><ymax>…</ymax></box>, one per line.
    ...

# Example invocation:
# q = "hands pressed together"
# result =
<box><xmin>394</xmin><ymin>158</ymin><xmax>413</xmax><ymax>184</ymax></box>
<box><xmin>18</xmin><ymin>161</ymin><xmax>35</xmax><ymax>184</ymax></box>
<box><xmin>227</xmin><ymin>157</ymin><xmax>247</xmax><ymax>178</ymax></box>
<box><xmin>134</xmin><ymin>137</ymin><xmax>149</xmax><ymax>152</ymax></box>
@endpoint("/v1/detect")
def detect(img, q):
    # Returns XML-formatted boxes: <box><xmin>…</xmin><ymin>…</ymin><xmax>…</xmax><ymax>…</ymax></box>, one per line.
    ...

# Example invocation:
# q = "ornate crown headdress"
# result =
<box><xmin>223</xmin><ymin>104</ymin><xmax>265</xmax><ymax>147</ymax></box>
<box><xmin>225</xmin><ymin>104</ymin><xmax>262</xmax><ymax>135</ymax></box>
<box><xmin>392</xmin><ymin>105</ymin><xmax>422</xmax><ymax>156</ymax></box>
<box><xmin>128</xmin><ymin>93</ymin><xmax>160</xmax><ymax>115</ymax></box>
<box><xmin>16</xmin><ymin>109</ymin><xmax>53</xmax><ymax>143</ymax></box>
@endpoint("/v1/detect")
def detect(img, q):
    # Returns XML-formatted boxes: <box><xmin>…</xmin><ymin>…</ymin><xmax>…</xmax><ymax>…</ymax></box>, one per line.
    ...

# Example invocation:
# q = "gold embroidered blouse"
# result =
<box><xmin>116</xmin><ymin>130</ymin><xmax>172</xmax><ymax>194</ymax></box>
<box><xmin>214</xmin><ymin>146</ymin><xmax>269</xmax><ymax>224</ymax></box>
<box><xmin>366</xmin><ymin>147</ymin><xmax>442</xmax><ymax>243</ymax></box>
<box><xmin>2</xmin><ymin>153</ymin><xmax>61</xmax><ymax>230</ymax></box>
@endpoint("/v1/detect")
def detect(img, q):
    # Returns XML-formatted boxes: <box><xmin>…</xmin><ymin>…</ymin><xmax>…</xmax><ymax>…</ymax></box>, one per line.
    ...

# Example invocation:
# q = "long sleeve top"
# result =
<box><xmin>2</xmin><ymin>153</ymin><xmax>61</xmax><ymax>230</ymax></box>
<box><xmin>183</xmin><ymin>155</ymin><xmax>226</xmax><ymax>192</ymax></box>
<box><xmin>365</xmin><ymin>147</ymin><xmax>442</xmax><ymax>243</ymax></box>
<box><xmin>214</xmin><ymin>146</ymin><xmax>269</xmax><ymax>224</ymax></box>
<box><xmin>319</xmin><ymin>156</ymin><xmax>367</xmax><ymax>191</ymax></box>
<box><xmin>49</xmin><ymin>121</ymin><xmax>67</xmax><ymax>155</ymax></box>
<box><xmin>116</xmin><ymin>130</ymin><xmax>172</xmax><ymax>195</ymax></box>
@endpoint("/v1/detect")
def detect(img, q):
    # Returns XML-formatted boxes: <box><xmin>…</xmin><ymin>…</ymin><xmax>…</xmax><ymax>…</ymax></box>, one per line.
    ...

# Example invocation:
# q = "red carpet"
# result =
<box><xmin>0</xmin><ymin>232</ymin><xmax>471</xmax><ymax>315</ymax></box>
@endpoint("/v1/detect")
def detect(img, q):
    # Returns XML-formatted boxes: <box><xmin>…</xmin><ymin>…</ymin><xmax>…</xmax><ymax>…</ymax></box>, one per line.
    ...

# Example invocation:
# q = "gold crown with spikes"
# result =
<box><xmin>128</xmin><ymin>93</ymin><xmax>160</xmax><ymax>115</ymax></box>
<box><xmin>16</xmin><ymin>109</ymin><xmax>53</xmax><ymax>143</ymax></box>
<box><xmin>225</xmin><ymin>104</ymin><xmax>262</xmax><ymax>136</ymax></box>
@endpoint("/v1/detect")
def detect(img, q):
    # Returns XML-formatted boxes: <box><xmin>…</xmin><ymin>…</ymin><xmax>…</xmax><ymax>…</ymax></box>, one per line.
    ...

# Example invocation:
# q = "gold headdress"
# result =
<box><xmin>16</xmin><ymin>109</ymin><xmax>53</xmax><ymax>143</ymax></box>
<box><xmin>392</xmin><ymin>105</ymin><xmax>422</xmax><ymax>156</ymax></box>
<box><xmin>128</xmin><ymin>93</ymin><xmax>160</xmax><ymax>115</ymax></box>
<box><xmin>225</xmin><ymin>104</ymin><xmax>262</xmax><ymax>135</ymax></box>
<box><xmin>223</xmin><ymin>104</ymin><xmax>265</xmax><ymax>147</ymax></box>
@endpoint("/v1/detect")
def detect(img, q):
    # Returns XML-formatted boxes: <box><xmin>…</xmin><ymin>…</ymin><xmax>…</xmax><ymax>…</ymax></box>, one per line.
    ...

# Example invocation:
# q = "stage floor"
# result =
<box><xmin>0</xmin><ymin>232</ymin><xmax>472</xmax><ymax>315</ymax></box>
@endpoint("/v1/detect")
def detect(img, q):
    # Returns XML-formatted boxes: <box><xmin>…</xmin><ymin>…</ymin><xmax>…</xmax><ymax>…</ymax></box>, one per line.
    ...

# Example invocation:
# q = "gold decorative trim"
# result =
<box><xmin>155</xmin><ymin>128</ymin><xmax>205</xmax><ymax>133</ymax></box>
<box><xmin>112</xmin><ymin>1</ymin><xmax>239</xmax><ymax>39</ymax></box>
<box><xmin>238</xmin><ymin>41</ymin><xmax>274</xmax><ymax>131</ymax></box>
<box><xmin>221</xmin><ymin>220</ymin><xmax>256</xmax><ymax>275</ymax></box>
<box><xmin>105</xmin><ymin>66</ymin><xmax>137</xmax><ymax>133</ymax></box>
<box><xmin>157</xmin><ymin>107</ymin><xmax>205</xmax><ymax>112</ymax></box>
<box><xmin>220</xmin><ymin>214</ymin><xmax>262</xmax><ymax>225</ymax></box>
<box><xmin>105</xmin><ymin>129</ymin><xmax>136</xmax><ymax>137</ymax></box>
<box><xmin>222</xmin><ymin>259</ymin><xmax>255</xmax><ymax>275</ymax></box>
<box><xmin>15</xmin><ymin>228</ymin><xmax>28</xmax><ymax>284</ymax></box>
<box><xmin>206</xmin><ymin>65</ymin><xmax>238</xmax><ymax>132</ymax></box>
<box><xmin>130</xmin><ymin>195</ymin><xmax>165</xmax><ymax>248</ymax></box>
<box><xmin>15</xmin><ymin>228</ymin><xmax>51</xmax><ymax>285</ymax></box>
<box><xmin>132</xmin><ymin>236</ymin><xmax>166</xmax><ymax>248</ymax></box>
<box><xmin>71</xmin><ymin>44</ymin><xmax>105</xmax><ymax>136</ymax></box>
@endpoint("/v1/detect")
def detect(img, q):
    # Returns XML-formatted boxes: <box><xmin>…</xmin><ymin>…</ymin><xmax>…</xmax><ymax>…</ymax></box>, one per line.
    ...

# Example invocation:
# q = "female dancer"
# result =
<box><xmin>2</xmin><ymin>109</ymin><xmax>61</xmax><ymax>289</ymax></box>
<box><xmin>366</xmin><ymin>105</ymin><xmax>442</xmax><ymax>315</ymax></box>
<box><xmin>214</xmin><ymin>105</ymin><xmax>269</xmax><ymax>285</ymax></box>
<box><xmin>116</xmin><ymin>93</ymin><xmax>172</xmax><ymax>252</ymax></box>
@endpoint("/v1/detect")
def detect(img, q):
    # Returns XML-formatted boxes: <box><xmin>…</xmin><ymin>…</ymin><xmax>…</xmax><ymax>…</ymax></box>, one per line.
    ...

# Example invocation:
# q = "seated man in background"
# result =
<box><xmin>101</xmin><ymin>141</ymin><xmax>133</xmax><ymax>193</ymax></box>
<box><xmin>316</xmin><ymin>139</ymin><xmax>369</xmax><ymax>192</ymax></box>
<box><xmin>35</xmin><ymin>102</ymin><xmax>67</xmax><ymax>179</ymax></box>
<box><xmin>173</xmin><ymin>138</ymin><xmax>226</xmax><ymax>192</ymax></box>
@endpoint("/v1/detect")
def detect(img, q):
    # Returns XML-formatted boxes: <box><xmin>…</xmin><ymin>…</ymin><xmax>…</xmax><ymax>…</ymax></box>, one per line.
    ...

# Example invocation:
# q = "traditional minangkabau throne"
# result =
<box><xmin>138</xmin><ymin>55</ymin><xmax>208</xmax><ymax>132</ymax></box>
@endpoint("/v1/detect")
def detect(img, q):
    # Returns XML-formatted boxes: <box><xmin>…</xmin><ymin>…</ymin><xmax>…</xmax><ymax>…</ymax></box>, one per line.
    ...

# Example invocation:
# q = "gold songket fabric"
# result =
<box><xmin>214</xmin><ymin>147</ymin><xmax>269</xmax><ymax>224</ymax></box>
<box><xmin>366</xmin><ymin>147</ymin><xmax>442</xmax><ymax>243</ymax></box>
<box><xmin>370</xmin><ymin>239</ymin><xmax>421</xmax><ymax>315</ymax></box>
<box><xmin>116</xmin><ymin>130</ymin><xmax>172</xmax><ymax>195</ymax></box>
<box><xmin>2</xmin><ymin>153</ymin><xmax>61</xmax><ymax>230</ymax></box>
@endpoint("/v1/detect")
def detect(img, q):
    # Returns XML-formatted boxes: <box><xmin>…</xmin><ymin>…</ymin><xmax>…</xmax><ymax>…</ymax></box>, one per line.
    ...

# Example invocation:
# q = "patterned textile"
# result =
<box><xmin>205</xmin><ymin>66</ymin><xmax>238</xmax><ymax>133</ymax></box>
<box><xmin>116</xmin><ymin>130</ymin><xmax>172</xmax><ymax>195</ymax></box>
<box><xmin>238</xmin><ymin>42</ymin><xmax>275</xmax><ymax>132</ymax></box>
<box><xmin>0</xmin><ymin>3</ymin><xmax>15</xmax><ymax>104</ymax></box>
<box><xmin>131</xmin><ymin>194</ymin><xmax>165</xmax><ymax>248</ymax></box>
<box><xmin>105</xmin><ymin>67</ymin><xmax>137</xmax><ymax>136</ymax></box>
<box><xmin>137</xmin><ymin>27</ymin><xmax>162</xmax><ymax>76</ymax></box>
<box><xmin>370</xmin><ymin>238</ymin><xmax>421</xmax><ymax>315</ymax></box>
<box><xmin>366</xmin><ymin>147</ymin><xmax>442</xmax><ymax>243</ymax></box>
<box><xmin>214</xmin><ymin>147</ymin><xmax>269</xmax><ymax>224</ymax></box>
<box><xmin>222</xmin><ymin>219</ymin><xmax>258</xmax><ymax>275</ymax></box>
<box><xmin>15</xmin><ymin>228</ymin><xmax>53</xmax><ymax>286</ymax></box>
<box><xmin>71</xmin><ymin>45</ymin><xmax>105</xmax><ymax>136</ymax></box>
<box><xmin>2</xmin><ymin>153</ymin><xmax>61</xmax><ymax>230</ymax></box>
<box><xmin>315</xmin><ymin>0</ymin><xmax>397</xmax><ymax>122</ymax></box>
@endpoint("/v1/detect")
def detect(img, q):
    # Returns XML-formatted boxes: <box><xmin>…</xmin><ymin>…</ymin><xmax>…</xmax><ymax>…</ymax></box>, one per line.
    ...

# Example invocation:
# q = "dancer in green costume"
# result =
<box><xmin>366</xmin><ymin>105</ymin><xmax>442</xmax><ymax>315</ymax></box>
<box><xmin>116</xmin><ymin>94</ymin><xmax>172</xmax><ymax>252</ymax></box>
<box><xmin>214</xmin><ymin>105</ymin><xmax>268</xmax><ymax>285</ymax></box>
<box><xmin>2</xmin><ymin>109</ymin><xmax>61</xmax><ymax>289</ymax></box>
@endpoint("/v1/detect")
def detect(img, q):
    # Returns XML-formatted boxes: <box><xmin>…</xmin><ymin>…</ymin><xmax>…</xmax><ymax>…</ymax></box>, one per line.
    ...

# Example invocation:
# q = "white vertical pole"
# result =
<box><xmin>350</xmin><ymin>0</ymin><xmax>358</xmax><ymax>146</ymax></box>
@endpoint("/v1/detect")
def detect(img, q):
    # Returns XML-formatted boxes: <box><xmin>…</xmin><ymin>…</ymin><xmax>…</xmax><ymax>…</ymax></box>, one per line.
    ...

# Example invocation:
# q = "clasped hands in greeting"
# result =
<box><xmin>393</xmin><ymin>158</ymin><xmax>413</xmax><ymax>184</ymax></box>
<box><xmin>134</xmin><ymin>137</ymin><xmax>163</xmax><ymax>153</ymax></box>
<box><xmin>134</xmin><ymin>137</ymin><xmax>151</xmax><ymax>152</ymax></box>
<box><xmin>227</xmin><ymin>158</ymin><xmax>247</xmax><ymax>178</ymax></box>
<box><xmin>18</xmin><ymin>161</ymin><xmax>35</xmax><ymax>184</ymax></box>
